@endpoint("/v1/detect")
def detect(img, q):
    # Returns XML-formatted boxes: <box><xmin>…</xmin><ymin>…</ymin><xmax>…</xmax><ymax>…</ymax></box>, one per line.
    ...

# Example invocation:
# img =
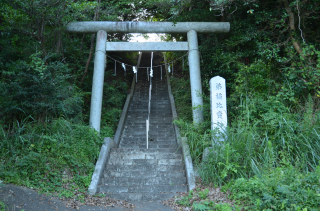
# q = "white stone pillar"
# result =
<box><xmin>210</xmin><ymin>76</ymin><xmax>227</xmax><ymax>143</ymax></box>
<box><xmin>187</xmin><ymin>30</ymin><xmax>204</xmax><ymax>124</ymax></box>
<box><xmin>89</xmin><ymin>30</ymin><xmax>107</xmax><ymax>133</ymax></box>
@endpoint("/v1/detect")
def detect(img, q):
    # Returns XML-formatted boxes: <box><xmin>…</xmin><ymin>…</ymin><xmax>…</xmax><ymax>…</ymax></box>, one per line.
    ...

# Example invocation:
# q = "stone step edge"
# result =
<box><xmin>98</xmin><ymin>184</ymin><xmax>188</xmax><ymax>193</ymax></box>
<box><xmin>88</xmin><ymin>53</ymin><xmax>139</xmax><ymax>196</ymax></box>
<box><xmin>99</xmin><ymin>192</ymin><xmax>176</xmax><ymax>201</ymax></box>
<box><xmin>88</xmin><ymin>137</ymin><xmax>117</xmax><ymax>195</ymax></box>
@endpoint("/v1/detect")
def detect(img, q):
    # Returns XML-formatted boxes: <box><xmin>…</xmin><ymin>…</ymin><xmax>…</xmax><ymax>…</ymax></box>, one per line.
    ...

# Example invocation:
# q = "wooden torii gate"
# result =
<box><xmin>66</xmin><ymin>21</ymin><xmax>230</xmax><ymax>132</ymax></box>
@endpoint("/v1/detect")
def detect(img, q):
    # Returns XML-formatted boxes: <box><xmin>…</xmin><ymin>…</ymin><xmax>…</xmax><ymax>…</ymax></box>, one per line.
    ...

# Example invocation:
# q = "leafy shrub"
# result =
<box><xmin>100</xmin><ymin>80</ymin><xmax>128</xmax><ymax>132</ymax></box>
<box><xmin>0</xmin><ymin>52</ymin><xmax>83</xmax><ymax>123</ymax></box>
<box><xmin>0</xmin><ymin>180</ymin><xmax>5</xmax><ymax>211</ymax></box>
<box><xmin>0</xmin><ymin>117</ymin><xmax>103</xmax><ymax>194</ymax></box>
<box><xmin>228</xmin><ymin>165</ymin><xmax>320</xmax><ymax>210</ymax></box>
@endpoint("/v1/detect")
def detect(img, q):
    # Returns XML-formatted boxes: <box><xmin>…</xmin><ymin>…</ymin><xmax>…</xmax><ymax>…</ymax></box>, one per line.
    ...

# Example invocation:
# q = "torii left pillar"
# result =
<box><xmin>89</xmin><ymin>30</ymin><xmax>107</xmax><ymax>133</ymax></box>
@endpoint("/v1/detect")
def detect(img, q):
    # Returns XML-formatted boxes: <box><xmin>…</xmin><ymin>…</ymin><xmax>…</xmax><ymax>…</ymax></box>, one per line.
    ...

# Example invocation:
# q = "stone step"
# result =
<box><xmin>124</xmin><ymin>124</ymin><xmax>174</xmax><ymax>129</ymax></box>
<box><xmin>121</xmin><ymin>134</ymin><xmax>175</xmax><ymax>138</ymax></box>
<box><xmin>129</xmin><ymin>103</ymin><xmax>171</xmax><ymax>107</ymax></box>
<box><xmin>106</xmin><ymin>164</ymin><xmax>184</xmax><ymax>172</ymax></box>
<box><xmin>124</xmin><ymin>119</ymin><xmax>172</xmax><ymax>123</ymax></box>
<box><xmin>102</xmin><ymin>177</ymin><xmax>186</xmax><ymax>186</ymax></box>
<box><xmin>127</xmin><ymin>111</ymin><xmax>172</xmax><ymax>117</ymax></box>
<box><xmin>119</xmin><ymin>144</ymin><xmax>178</xmax><ymax>149</ymax></box>
<box><xmin>104</xmin><ymin>170</ymin><xmax>186</xmax><ymax>178</ymax></box>
<box><xmin>129</xmin><ymin>106</ymin><xmax>171</xmax><ymax>110</ymax></box>
<box><xmin>107</xmin><ymin>158</ymin><xmax>183</xmax><ymax>165</ymax></box>
<box><xmin>120</xmin><ymin>138</ymin><xmax>176</xmax><ymax>142</ymax></box>
<box><xmin>125</xmin><ymin>119</ymin><xmax>173</xmax><ymax>124</ymax></box>
<box><xmin>120</xmin><ymin>137</ymin><xmax>176</xmax><ymax>142</ymax></box>
<box><xmin>102</xmin><ymin>193</ymin><xmax>176</xmax><ymax>201</ymax></box>
<box><xmin>122</xmin><ymin>130</ymin><xmax>174</xmax><ymax>135</ymax></box>
<box><xmin>124</xmin><ymin>123</ymin><xmax>173</xmax><ymax>127</ymax></box>
<box><xmin>123</xmin><ymin>126</ymin><xmax>173</xmax><ymax>130</ymax></box>
<box><xmin>125</xmin><ymin>116</ymin><xmax>172</xmax><ymax>120</ymax></box>
<box><xmin>124</xmin><ymin>125</ymin><xmax>174</xmax><ymax>129</ymax></box>
<box><xmin>119</xmin><ymin>139</ymin><xmax>176</xmax><ymax>143</ymax></box>
<box><xmin>122</xmin><ymin>129</ymin><xmax>175</xmax><ymax>134</ymax></box>
<box><xmin>126</xmin><ymin>111</ymin><xmax>171</xmax><ymax>115</ymax></box>
<box><xmin>99</xmin><ymin>184</ymin><xmax>188</xmax><ymax>194</ymax></box>
<box><xmin>119</xmin><ymin>137</ymin><xmax>177</xmax><ymax>142</ymax></box>
<box><xmin>109</xmin><ymin>152</ymin><xmax>182</xmax><ymax>160</ymax></box>
<box><xmin>120</xmin><ymin>140</ymin><xmax>177</xmax><ymax>145</ymax></box>
<box><xmin>99</xmin><ymin>53</ymin><xmax>188</xmax><ymax>201</ymax></box>
<box><xmin>111</xmin><ymin>148</ymin><xmax>181</xmax><ymax>152</ymax></box>
<box><xmin>131</xmin><ymin>100</ymin><xmax>170</xmax><ymax>103</ymax></box>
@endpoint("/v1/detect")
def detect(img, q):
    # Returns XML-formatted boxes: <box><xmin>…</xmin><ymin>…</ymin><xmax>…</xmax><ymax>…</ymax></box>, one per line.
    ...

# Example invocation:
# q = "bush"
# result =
<box><xmin>228</xmin><ymin>165</ymin><xmax>320</xmax><ymax>210</ymax></box>
<box><xmin>0</xmin><ymin>52</ymin><xmax>83</xmax><ymax>123</ymax></box>
<box><xmin>0</xmin><ymin>117</ymin><xmax>103</xmax><ymax>194</ymax></box>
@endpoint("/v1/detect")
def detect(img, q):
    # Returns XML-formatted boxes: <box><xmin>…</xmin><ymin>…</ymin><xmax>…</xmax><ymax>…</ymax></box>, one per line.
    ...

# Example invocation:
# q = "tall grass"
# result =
<box><xmin>176</xmin><ymin>96</ymin><xmax>320</xmax><ymax>186</ymax></box>
<box><xmin>0</xmin><ymin>117</ymin><xmax>108</xmax><ymax>194</ymax></box>
<box><xmin>169</xmin><ymin>59</ymin><xmax>320</xmax><ymax>210</ymax></box>
<box><xmin>170</xmin><ymin>75</ymin><xmax>320</xmax><ymax>186</ymax></box>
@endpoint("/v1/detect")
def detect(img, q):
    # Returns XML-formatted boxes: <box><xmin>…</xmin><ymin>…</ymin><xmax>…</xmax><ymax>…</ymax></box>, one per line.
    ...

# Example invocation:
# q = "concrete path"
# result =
<box><xmin>0</xmin><ymin>184</ymin><xmax>174</xmax><ymax>211</ymax></box>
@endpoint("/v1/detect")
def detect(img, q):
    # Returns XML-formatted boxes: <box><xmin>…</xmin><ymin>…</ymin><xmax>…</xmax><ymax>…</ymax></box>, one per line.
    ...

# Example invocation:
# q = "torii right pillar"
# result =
<box><xmin>188</xmin><ymin>30</ymin><xmax>204</xmax><ymax>124</ymax></box>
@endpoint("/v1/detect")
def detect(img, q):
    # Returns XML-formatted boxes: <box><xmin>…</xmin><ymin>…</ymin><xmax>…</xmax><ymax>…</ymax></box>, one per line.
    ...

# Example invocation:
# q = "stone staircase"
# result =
<box><xmin>98</xmin><ymin>52</ymin><xmax>188</xmax><ymax>201</ymax></box>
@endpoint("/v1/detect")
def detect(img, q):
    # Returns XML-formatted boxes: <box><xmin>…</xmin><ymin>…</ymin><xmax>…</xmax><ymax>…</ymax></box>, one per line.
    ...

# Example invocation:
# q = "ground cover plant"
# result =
<box><xmin>169</xmin><ymin>67</ymin><xmax>320</xmax><ymax>210</ymax></box>
<box><xmin>0</xmin><ymin>118</ymin><xmax>103</xmax><ymax>196</ymax></box>
<box><xmin>0</xmin><ymin>180</ymin><xmax>4</xmax><ymax>211</ymax></box>
<box><xmin>0</xmin><ymin>0</ymin><xmax>141</xmax><ymax>205</ymax></box>
<box><xmin>159</xmin><ymin>0</ymin><xmax>320</xmax><ymax>209</ymax></box>
<box><xmin>167</xmin><ymin>43</ymin><xmax>320</xmax><ymax>210</ymax></box>
<box><xmin>0</xmin><ymin>64</ymin><xmax>130</xmax><ymax>204</ymax></box>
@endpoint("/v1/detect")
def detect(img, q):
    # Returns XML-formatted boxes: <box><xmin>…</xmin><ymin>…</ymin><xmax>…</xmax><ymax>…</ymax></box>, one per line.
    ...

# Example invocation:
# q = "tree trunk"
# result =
<box><xmin>37</xmin><ymin>16</ymin><xmax>47</xmax><ymax>57</ymax></box>
<box><xmin>280</xmin><ymin>0</ymin><xmax>303</xmax><ymax>55</ymax></box>
<box><xmin>56</xmin><ymin>30</ymin><xmax>61</xmax><ymax>53</ymax></box>
<box><xmin>80</xmin><ymin>34</ymin><xmax>85</xmax><ymax>51</ymax></box>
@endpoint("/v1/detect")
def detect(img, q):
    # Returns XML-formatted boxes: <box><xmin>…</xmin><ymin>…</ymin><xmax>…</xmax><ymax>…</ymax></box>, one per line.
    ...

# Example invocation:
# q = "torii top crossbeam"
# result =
<box><xmin>66</xmin><ymin>21</ymin><xmax>230</xmax><ymax>34</ymax></box>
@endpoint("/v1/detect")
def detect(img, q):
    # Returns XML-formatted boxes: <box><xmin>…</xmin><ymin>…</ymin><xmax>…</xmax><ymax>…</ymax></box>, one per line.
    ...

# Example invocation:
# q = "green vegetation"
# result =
<box><xmin>0</xmin><ymin>118</ymin><xmax>103</xmax><ymax>196</ymax></box>
<box><xmin>0</xmin><ymin>180</ymin><xmax>4</xmax><ymax>211</ymax></box>
<box><xmin>166</xmin><ymin>1</ymin><xmax>320</xmax><ymax>209</ymax></box>
<box><xmin>0</xmin><ymin>0</ymin><xmax>138</xmax><ymax>202</ymax></box>
<box><xmin>228</xmin><ymin>166</ymin><xmax>320</xmax><ymax>210</ymax></box>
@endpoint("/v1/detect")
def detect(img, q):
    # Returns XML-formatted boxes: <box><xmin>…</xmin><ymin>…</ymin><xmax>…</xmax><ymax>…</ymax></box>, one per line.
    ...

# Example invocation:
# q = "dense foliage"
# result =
<box><xmin>164</xmin><ymin>0</ymin><xmax>320</xmax><ymax>209</ymax></box>
<box><xmin>0</xmin><ymin>0</ymin><xmax>139</xmax><ymax>201</ymax></box>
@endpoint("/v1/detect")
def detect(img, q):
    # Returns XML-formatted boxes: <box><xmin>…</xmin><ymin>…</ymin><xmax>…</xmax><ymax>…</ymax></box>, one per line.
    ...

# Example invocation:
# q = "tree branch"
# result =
<box><xmin>280</xmin><ymin>0</ymin><xmax>303</xmax><ymax>55</ymax></box>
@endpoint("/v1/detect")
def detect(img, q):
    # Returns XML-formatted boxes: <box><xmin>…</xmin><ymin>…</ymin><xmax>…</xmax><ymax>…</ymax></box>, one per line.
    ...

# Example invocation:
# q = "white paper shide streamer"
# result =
<box><xmin>168</xmin><ymin>65</ymin><xmax>171</xmax><ymax>73</ymax></box>
<box><xmin>133</xmin><ymin>66</ymin><xmax>137</xmax><ymax>82</ymax></box>
<box><xmin>122</xmin><ymin>63</ymin><xmax>126</xmax><ymax>76</ymax></box>
<box><xmin>150</xmin><ymin>68</ymin><xmax>153</xmax><ymax>77</ymax></box>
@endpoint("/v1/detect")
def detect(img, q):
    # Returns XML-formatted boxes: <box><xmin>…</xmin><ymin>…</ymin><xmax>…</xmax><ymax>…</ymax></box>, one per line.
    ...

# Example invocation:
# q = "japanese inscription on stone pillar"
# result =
<box><xmin>210</xmin><ymin>76</ymin><xmax>227</xmax><ymax>142</ymax></box>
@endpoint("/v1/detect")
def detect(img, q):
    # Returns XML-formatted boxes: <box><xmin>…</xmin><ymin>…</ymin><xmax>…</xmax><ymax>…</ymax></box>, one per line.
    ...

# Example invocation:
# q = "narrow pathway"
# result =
<box><xmin>0</xmin><ymin>183</ymin><xmax>174</xmax><ymax>210</ymax></box>
<box><xmin>98</xmin><ymin>52</ymin><xmax>188</xmax><ymax>201</ymax></box>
